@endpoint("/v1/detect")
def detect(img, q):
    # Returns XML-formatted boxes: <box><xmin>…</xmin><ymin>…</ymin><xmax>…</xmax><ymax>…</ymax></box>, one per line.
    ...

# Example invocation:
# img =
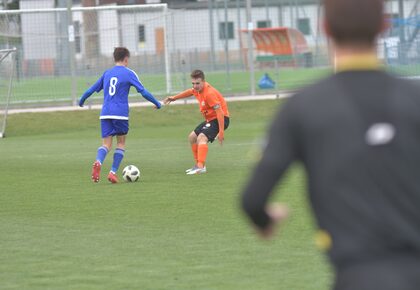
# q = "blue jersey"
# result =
<box><xmin>79</xmin><ymin>66</ymin><xmax>161</xmax><ymax>119</ymax></box>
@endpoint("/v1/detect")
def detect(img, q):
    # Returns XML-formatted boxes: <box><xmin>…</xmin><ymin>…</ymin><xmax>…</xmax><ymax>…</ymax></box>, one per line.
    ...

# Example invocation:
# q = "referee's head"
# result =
<box><xmin>324</xmin><ymin>0</ymin><xmax>386</xmax><ymax>48</ymax></box>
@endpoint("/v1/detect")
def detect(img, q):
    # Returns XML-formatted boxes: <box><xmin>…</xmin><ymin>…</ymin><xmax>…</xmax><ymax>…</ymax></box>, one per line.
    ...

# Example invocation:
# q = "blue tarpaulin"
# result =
<box><xmin>258</xmin><ymin>73</ymin><xmax>276</xmax><ymax>89</ymax></box>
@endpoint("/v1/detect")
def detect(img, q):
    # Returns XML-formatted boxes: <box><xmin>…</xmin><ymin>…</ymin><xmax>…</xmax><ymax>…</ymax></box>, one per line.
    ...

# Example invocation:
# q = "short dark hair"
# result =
<box><xmin>191</xmin><ymin>69</ymin><xmax>205</xmax><ymax>80</ymax></box>
<box><xmin>113</xmin><ymin>47</ymin><xmax>130</xmax><ymax>62</ymax></box>
<box><xmin>324</xmin><ymin>0</ymin><xmax>384</xmax><ymax>46</ymax></box>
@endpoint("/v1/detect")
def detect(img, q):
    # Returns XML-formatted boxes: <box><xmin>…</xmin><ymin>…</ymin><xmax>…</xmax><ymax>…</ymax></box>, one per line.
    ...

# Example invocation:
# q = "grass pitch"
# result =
<box><xmin>0</xmin><ymin>100</ymin><xmax>332</xmax><ymax>290</ymax></box>
<box><xmin>10</xmin><ymin>67</ymin><xmax>331</xmax><ymax>104</ymax></box>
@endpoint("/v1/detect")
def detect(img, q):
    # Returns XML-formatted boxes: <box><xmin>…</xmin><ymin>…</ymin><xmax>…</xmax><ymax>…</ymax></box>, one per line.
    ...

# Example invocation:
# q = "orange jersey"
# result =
<box><xmin>175</xmin><ymin>82</ymin><xmax>229</xmax><ymax>122</ymax></box>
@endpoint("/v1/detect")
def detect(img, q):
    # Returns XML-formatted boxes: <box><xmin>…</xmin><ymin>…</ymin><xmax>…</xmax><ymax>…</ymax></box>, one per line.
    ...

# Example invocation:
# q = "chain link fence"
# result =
<box><xmin>1</xmin><ymin>2</ymin><xmax>420</xmax><ymax>108</ymax></box>
<box><xmin>0</xmin><ymin>48</ymin><xmax>16</xmax><ymax>137</ymax></box>
<box><xmin>0</xmin><ymin>4</ymin><xmax>171</xmax><ymax>106</ymax></box>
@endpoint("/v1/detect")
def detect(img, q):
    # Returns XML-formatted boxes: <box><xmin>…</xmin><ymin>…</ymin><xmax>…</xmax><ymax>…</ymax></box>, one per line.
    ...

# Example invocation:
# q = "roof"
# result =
<box><xmin>165</xmin><ymin>0</ymin><xmax>321</xmax><ymax>10</ymax></box>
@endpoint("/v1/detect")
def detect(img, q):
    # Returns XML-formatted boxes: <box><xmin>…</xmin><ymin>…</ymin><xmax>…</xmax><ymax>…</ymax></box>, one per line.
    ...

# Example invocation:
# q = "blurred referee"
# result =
<box><xmin>241</xmin><ymin>0</ymin><xmax>420</xmax><ymax>289</ymax></box>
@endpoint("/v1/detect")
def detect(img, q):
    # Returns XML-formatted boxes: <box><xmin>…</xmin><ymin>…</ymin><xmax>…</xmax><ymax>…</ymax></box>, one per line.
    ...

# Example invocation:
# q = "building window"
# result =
<box><xmin>138</xmin><ymin>25</ymin><xmax>146</xmax><ymax>44</ymax></box>
<box><xmin>297</xmin><ymin>18</ymin><xmax>311</xmax><ymax>35</ymax></box>
<box><xmin>219</xmin><ymin>22</ymin><xmax>234</xmax><ymax>40</ymax></box>
<box><xmin>257</xmin><ymin>20</ymin><xmax>271</xmax><ymax>28</ymax></box>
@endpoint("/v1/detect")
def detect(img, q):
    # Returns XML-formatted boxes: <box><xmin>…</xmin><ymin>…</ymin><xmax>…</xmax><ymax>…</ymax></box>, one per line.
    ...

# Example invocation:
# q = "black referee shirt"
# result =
<box><xmin>241</xmin><ymin>69</ymin><xmax>420</xmax><ymax>268</ymax></box>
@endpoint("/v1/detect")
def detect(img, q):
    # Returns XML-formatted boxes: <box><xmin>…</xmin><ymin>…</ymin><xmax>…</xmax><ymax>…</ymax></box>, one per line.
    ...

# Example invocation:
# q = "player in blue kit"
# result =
<box><xmin>79</xmin><ymin>47</ymin><xmax>162</xmax><ymax>183</ymax></box>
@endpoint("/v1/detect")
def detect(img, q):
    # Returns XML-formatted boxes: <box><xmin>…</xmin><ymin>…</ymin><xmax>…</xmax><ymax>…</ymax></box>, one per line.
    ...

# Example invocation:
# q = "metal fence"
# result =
<box><xmin>0</xmin><ymin>48</ymin><xmax>16</xmax><ymax>137</ymax></box>
<box><xmin>0</xmin><ymin>4</ymin><xmax>171</xmax><ymax>106</ymax></box>
<box><xmin>0</xmin><ymin>1</ymin><xmax>420</xmax><ymax>107</ymax></box>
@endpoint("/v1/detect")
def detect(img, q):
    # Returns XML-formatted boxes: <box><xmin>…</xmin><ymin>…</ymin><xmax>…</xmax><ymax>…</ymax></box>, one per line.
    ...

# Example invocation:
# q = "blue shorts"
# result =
<box><xmin>100</xmin><ymin>119</ymin><xmax>129</xmax><ymax>138</ymax></box>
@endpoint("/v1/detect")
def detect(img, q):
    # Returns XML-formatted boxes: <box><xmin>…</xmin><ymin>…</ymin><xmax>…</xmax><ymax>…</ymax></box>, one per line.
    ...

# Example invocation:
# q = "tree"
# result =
<box><xmin>1</xmin><ymin>0</ymin><xmax>19</xmax><ymax>10</ymax></box>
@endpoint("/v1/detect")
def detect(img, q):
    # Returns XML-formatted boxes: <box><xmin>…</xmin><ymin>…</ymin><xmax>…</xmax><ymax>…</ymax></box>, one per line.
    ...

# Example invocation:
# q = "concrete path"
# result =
<box><xmin>7</xmin><ymin>92</ymin><xmax>292</xmax><ymax>115</ymax></box>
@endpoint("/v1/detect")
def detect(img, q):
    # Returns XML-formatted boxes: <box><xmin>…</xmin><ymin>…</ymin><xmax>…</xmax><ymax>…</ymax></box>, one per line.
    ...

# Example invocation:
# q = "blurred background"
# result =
<box><xmin>0</xmin><ymin>0</ymin><xmax>419</xmax><ymax>107</ymax></box>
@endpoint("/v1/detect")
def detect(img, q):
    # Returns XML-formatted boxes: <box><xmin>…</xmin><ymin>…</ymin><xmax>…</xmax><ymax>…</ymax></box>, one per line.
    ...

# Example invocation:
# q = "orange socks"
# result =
<box><xmin>191</xmin><ymin>144</ymin><xmax>198</xmax><ymax>164</ymax></box>
<box><xmin>197</xmin><ymin>144</ymin><xmax>208</xmax><ymax>168</ymax></box>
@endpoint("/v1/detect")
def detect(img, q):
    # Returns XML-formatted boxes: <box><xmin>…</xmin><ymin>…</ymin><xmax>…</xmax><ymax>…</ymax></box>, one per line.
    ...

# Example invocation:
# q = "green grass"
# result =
<box><xmin>10</xmin><ymin>68</ymin><xmax>331</xmax><ymax>104</ymax></box>
<box><xmin>388</xmin><ymin>63</ymin><xmax>420</xmax><ymax>76</ymax></box>
<box><xmin>9</xmin><ymin>63</ymin><xmax>420</xmax><ymax>105</ymax></box>
<box><xmin>0</xmin><ymin>100</ymin><xmax>332</xmax><ymax>290</ymax></box>
<box><xmin>6</xmin><ymin>56</ymin><xmax>420</xmax><ymax>105</ymax></box>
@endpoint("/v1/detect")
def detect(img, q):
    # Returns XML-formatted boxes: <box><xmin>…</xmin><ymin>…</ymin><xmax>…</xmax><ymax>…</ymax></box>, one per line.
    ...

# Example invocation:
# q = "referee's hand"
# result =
<box><xmin>257</xmin><ymin>203</ymin><xmax>290</xmax><ymax>239</ymax></box>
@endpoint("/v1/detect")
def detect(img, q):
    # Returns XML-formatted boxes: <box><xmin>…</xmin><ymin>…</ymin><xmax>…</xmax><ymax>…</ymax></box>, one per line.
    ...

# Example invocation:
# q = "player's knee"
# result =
<box><xmin>197</xmin><ymin>133</ymin><xmax>208</xmax><ymax>144</ymax></box>
<box><xmin>188</xmin><ymin>132</ymin><xmax>197</xmax><ymax>143</ymax></box>
<box><xmin>116</xmin><ymin>140</ymin><xmax>125</xmax><ymax>149</ymax></box>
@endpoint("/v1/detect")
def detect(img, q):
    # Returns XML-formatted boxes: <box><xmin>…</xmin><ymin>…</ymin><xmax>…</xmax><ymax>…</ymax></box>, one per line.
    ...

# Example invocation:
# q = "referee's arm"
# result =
<box><xmin>241</xmin><ymin>101</ymin><xmax>298</xmax><ymax>237</ymax></box>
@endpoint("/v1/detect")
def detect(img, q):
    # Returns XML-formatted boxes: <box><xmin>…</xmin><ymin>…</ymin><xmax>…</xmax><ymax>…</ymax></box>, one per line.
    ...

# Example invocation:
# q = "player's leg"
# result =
<box><xmin>98</xmin><ymin>120</ymin><xmax>114</xmax><ymax>163</ymax></box>
<box><xmin>108</xmin><ymin>134</ymin><xmax>126</xmax><ymax>183</ymax></box>
<box><xmin>99</xmin><ymin>136</ymin><xmax>112</xmax><ymax>162</ymax></box>
<box><xmin>92</xmin><ymin>120</ymin><xmax>114</xmax><ymax>183</ymax></box>
<box><xmin>112</xmin><ymin>134</ymin><xmax>126</xmax><ymax>174</ymax></box>
<box><xmin>187</xmin><ymin>132</ymin><xmax>208</xmax><ymax>175</ymax></box>
<box><xmin>107</xmin><ymin>120</ymin><xmax>129</xmax><ymax>183</ymax></box>
<box><xmin>196</xmin><ymin>133</ymin><xmax>209</xmax><ymax>169</ymax></box>
<box><xmin>186</xmin><ymin>121</ymin><xmax>206</xmax><ymax>173</ymax></box>
<box><xmin>187</xmin><ymin>119</ymin><xmax>223</xmax><ymax>175</ymax></box>
<box><xmin>186</xmin><ymin>131</ymin><xmax>198</xmax><ymax>172</ymax></box>
<box><xmin>92</xmin><ymin>136</ymin><xmax>112</xmax><ymax>183</ymax></box>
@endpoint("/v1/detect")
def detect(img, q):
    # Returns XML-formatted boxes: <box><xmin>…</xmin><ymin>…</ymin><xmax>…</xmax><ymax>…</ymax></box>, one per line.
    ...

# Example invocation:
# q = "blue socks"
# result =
<box><xmin>95</xmin><ymin>146</ymin><xmax>125</xmax><ymax>173</ymax></box>
<box><xmin>111</xmin><ymin>148</ymin><xmax>125</xmax><ymax>173</ymax></box>
<box><xmin>96</xmin><ymin>146</ymin><xmax>109</xmax><ymax>164</ymax></box>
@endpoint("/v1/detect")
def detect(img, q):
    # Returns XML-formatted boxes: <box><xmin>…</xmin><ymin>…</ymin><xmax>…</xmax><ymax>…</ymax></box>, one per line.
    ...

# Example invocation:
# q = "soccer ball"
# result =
<box><xmin>122</xmin><ymin>165</ymin><xmax>140</xmax><ymax>182</ymax></box>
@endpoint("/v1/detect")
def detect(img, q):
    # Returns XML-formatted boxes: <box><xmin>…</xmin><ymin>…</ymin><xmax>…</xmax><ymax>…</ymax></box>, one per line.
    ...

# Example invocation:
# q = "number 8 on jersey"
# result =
<box><xmin>109</xmin><ymin>77</ymin><xmax>118</xmax><ymax>96</ymax></box>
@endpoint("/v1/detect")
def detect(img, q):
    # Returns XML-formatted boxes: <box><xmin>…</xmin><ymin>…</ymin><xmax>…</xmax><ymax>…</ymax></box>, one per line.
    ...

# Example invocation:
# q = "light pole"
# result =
<box><xmin>398</xmin><ymin>0</ymin><xmax>405</xmax><ymax>43</ymax></box>
<box><xmin>224</xmin><ymin>0</ymin><xmax>231</xmax><ymax>90</ymax></box>
<box><xmin>246</xmin><ymin>0</ymin><xmax>255</xmax><ymax>95</ymax></box>
<box><xmin>208</xmin><ymin>0</ymin><xmax>216</xmax><ymax>71</ymax></box>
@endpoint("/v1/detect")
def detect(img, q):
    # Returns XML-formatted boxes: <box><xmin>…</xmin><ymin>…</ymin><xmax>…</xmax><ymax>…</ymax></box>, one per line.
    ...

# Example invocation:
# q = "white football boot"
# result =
<box><xmin>186</xmin><ymin>166</ymin><xmax>207</xmax><ymax>175</ymax></box>
<box><xmin>185</xmin><ymin>165</ymin><xmax>198</xmax><ymax>173</ymax></box>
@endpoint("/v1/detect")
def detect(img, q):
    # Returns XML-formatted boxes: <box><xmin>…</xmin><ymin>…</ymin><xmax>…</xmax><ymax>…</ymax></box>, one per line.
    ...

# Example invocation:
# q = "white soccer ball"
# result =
<box><xmin>122</xmin><ymin>165</ymin><xmax>140</xmax><ymax>182</ymax></box>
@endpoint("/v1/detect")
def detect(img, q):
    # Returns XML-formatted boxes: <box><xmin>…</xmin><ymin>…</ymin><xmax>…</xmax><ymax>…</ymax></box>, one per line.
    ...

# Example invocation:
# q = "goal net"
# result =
<box><xmin>0</xmin><ymin>4</ymin><xmax>170</xmax><ymax>105</ymax></box>
<box><xmin>0</xmin><ymin>48</ymin><xmax>16</xmax><ymax>138</ymax></box>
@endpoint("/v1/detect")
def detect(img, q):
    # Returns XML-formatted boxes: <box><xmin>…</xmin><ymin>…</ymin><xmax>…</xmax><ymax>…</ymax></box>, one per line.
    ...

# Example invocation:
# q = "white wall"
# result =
<box><xmin>99</xmin><ymin>7</ymin><xmax>120</xmax><ymax>55</ymax></box>
<box><xmin>17</xmin><ymin>0</ymin><xmax>420</xmax><ymax>59</ymax></box>
<box><xmin>385</xmin><ymin>0</ymin><xmax>418</xmax><ymax>16</ymax></box>
<box><xmin>166</xmin><ymin>6</ymin><xmax>289</xmax><ymax>52</ymax></box>
<box><xmin>109</xmin><ymin>5</ymin><xmax>321</xmax><ymax>55</ymax></box>
<box><xmin>20</xmin><ymin>0</ymin><xmax>57</xmax><ymax>59</ymax></box>
<box><xmin>165</xmin><ymin>5</ymin><xmax>321</xmax><ymax>52</ymax></box>
<box><xmin>120</xmin><ymin>10</ymin><xmax>166</xmax><ymax>54</ymax></box>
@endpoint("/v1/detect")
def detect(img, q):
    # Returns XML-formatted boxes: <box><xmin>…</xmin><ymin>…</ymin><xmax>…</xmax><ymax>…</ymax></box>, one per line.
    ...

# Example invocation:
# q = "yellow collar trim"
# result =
<box><xmin>335</xmin><ymin>54</ymin><xmax>383</xmax><ymax>72</ymax></box>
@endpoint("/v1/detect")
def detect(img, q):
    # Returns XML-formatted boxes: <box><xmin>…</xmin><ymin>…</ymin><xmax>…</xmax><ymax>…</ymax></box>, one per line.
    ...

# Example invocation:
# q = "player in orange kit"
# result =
<box><xmin>163</xmin><ymin>69</ymin><xmax>230</xmax><ymax>175</ymax></box>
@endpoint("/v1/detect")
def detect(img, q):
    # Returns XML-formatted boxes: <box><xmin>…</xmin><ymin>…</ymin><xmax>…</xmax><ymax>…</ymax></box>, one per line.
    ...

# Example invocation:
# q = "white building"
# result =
<box><xmin>10</xmin><ymin>0</ymin><xmax>420</xmax><ymax>73</ymax></box>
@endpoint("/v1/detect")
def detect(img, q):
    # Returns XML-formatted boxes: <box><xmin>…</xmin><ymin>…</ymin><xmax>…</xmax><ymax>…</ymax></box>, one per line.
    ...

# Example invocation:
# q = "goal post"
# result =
<box><xmin>71</xmin><ymin>4</ymin><xmax>172</xmax><ymax>95</ymax></box>
<box><xmin>0</xmin><ymin>3</ymin><xmax>172</xmax><ymax>106</ymax></box>
<box><xmin>0</xmin><ymin>47</ymin><xmax>16</xmax><ymax>139</ymax></box>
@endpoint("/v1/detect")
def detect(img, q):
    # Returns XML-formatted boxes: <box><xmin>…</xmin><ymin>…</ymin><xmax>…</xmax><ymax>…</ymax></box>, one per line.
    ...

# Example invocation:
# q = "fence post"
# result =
<box><xmin>208</xmin><ymin>0</ymin><xmax>216</xmax><ymax>71</ymax></box>
<box><xmin>163</xmin><ymin>4</ymin><xmax>171</xmax><ymax>94</ymax></box>
<box><xmin>246</xmin><ymin>0</ymin><xmax>255</xmax><ymax>96</ymax></box>
<box><xmin>223</xmin><ymin>0</ymin><xmax>231</xmax><ymax>91</ymax></box>
<box><xmin>67</xmin><ymin>1</ymin><xmax>77</xmax><ymax>106</ymax></box>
